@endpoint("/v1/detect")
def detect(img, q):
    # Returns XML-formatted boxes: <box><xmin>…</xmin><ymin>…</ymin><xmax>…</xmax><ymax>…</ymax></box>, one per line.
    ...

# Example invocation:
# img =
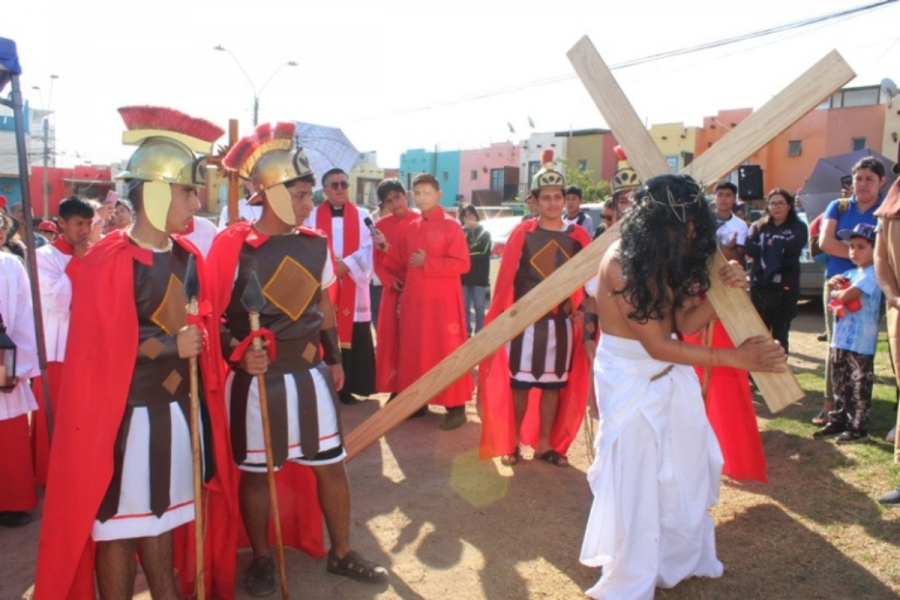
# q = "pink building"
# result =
<box><xmin>458</xmin><ymin>142</ymin><xmax>520</xmax><ymax>206</ymax></box>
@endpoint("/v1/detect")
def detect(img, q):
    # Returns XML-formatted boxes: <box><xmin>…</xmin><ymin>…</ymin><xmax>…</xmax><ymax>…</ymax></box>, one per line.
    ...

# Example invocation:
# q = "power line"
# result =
<box><xmin>346</xmin><ymin>0</ymin><xmax>898</xmax><ymax>125</ymax></box>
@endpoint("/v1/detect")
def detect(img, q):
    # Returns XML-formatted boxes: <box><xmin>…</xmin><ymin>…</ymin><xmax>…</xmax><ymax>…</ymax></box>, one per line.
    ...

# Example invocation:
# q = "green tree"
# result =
<box><xmin>559</xmin><ymin>158</ymin><xmax>610</xmax><ymax>203</ymax></box>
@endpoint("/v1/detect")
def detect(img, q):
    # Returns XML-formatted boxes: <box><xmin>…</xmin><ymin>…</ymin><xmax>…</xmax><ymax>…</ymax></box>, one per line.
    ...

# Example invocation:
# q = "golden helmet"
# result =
<box><xmin>223</xmin><ymin>122</ymin><xmax>313</xmax><ymax>226</ymax></box>
<box><xmin>611</xmin><ymin>145</ymin><xmax>641</xmax><ymax>196</ymax></box>
<box><xmin>530</xmin><ymin>149</ymin><xmax>566</xmax><ymax>192</ymax></box>
<box><xmin>116</xmin><ymin>106</ymin><xmax>224</xmax><ymax>231</ymax></box>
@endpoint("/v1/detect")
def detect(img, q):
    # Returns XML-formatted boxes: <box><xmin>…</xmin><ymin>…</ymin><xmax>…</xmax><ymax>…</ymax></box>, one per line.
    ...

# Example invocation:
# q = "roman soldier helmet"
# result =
<box><xmin>116</xmin><ymin>106</ymin><xmax>224</xmax><ymax>232</ymax></box>
<box><xmin>611</xmin><ymin>145</ymin><xmax>641</xmax><ymax>197</ymax></box>
<box><xmin>222</xmin><ymin>122</ymin><xmax>313</xmax><ymax>226</ymax></box>
<box><xmin>530</xmin><ymin>149</ymin><xmax>565</xmax><ymax>192</ymax></box>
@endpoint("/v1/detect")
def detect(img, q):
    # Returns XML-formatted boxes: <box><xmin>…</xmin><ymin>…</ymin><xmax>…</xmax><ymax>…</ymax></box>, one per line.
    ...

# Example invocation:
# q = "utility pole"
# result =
<box><xmin>41</xmin><ymin>115</ymin><xmax>49</xmax><ymax>219</ymax></box>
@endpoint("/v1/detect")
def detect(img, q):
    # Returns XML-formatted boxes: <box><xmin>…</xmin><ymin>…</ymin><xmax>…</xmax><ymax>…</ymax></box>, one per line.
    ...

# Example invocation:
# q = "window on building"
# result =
<box><xmin>527</xmin><ymin>161</ymin><xmax>540</xmax><ymax>182</ymax></box>
<box><xmin>442</xmin><ymin>171</ymin><xmax>448</xmax><ymax>182</ymax></box>
<box><xmin>788</xmin><ymin>140</ymin><xmax>802</xmax><ymax>157</ymax></box>
<box><xmin>665</xmin><ymin>156</ymin><xmax>679</xmax><ymax>172</ymax></box>
<box><xmin>490</xmin><ymin>168</ymin><xmax>504</xmax><ymax>191</ymax></box>
<box><xmin>852</xmin><ymin>137</ymin><xmax>866</xmax><ymax>152</ymax></box>
<box><xmin>682</xmin><ymin>151</ymin><xmax>694</xmax><ymax>166</ymax></box>
<box><xmin>578</xmin><ymin>159</ymin><xmax>587</xmax><ymax>172</ymax></box>
<box><xmin>471</xmin><ymin>170</ymin><xmax>478</xmax><ymax>181</ymax></box>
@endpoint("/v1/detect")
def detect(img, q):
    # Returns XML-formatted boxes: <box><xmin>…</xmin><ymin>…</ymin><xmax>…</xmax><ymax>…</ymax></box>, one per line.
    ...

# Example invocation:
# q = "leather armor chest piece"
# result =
<box><xmin>225</xmin><ymin>233</ymin><xmax>329</xmax><ymax>370</ymax></box>
<box><xmin>515</xmin><ymin>226</ymin><xmax>583</xmax><ymax>311</ymax></box>
<box><xmin>129</xmin><ymin>243</ymin><xmax>191</xmax><ymax>406</ymax></box>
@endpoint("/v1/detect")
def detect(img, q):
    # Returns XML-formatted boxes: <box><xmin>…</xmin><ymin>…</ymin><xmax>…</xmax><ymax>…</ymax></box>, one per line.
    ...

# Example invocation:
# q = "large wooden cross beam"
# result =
<box><xmin>567</xmin><ymin>37</ymin><xmax>854</xmax><ymax>409</ymax></box>
<box><xmin>343</xmin><ymin>39</ymin><xmax>855</xmax><ymax>460</ymax></box>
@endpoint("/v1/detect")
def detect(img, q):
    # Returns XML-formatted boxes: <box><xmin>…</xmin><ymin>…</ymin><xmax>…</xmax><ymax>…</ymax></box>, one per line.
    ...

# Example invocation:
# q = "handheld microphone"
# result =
<box><xmin>364</xmin><ymin>217</ymin><xmax>385</xmax><ymax>249</ymax></box>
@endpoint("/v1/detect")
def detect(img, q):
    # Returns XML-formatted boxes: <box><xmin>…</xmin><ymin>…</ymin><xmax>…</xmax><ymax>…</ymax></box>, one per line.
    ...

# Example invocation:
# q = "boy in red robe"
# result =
<box><xmin>372</xmin><ymin>173</ymin><xmax>474</xmax><ymax>430</ymax></box>
<box><xmin>478</xmin><ymin>151</ymin><xmax>590</xmax><ymax>466</ymax></box>
<box><xmin>34</xmin><ymin>106</ymin><xmax>237</xmax><ymax>600</ymax></box>
<box><xmin>372</xmin><ymin>178</ymin><xmax>419</xmax><ymax>398</ymax></box>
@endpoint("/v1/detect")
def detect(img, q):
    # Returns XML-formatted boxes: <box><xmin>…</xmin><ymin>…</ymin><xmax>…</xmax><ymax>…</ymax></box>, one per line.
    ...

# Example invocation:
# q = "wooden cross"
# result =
<box><xmin>343</xmin><ymin>38</ymin><xmax>855</xmax><ymax>459</ymax></box>
<box><xmin>207</xmin><ymin>119</ymin><xmax>241</xmax><ymax>225</ymax></box>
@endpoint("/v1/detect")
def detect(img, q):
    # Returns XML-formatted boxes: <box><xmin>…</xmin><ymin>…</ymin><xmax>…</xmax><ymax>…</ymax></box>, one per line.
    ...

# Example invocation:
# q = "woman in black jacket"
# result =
<box><xmin>459</xmin><ymin>204</ymin><xmax>491</xmax><ymax>336</ymax></box>
<box><xmin>745</xmin><ymin>188</ymin><xmax>809</xmax><ymax>353</ymax></box>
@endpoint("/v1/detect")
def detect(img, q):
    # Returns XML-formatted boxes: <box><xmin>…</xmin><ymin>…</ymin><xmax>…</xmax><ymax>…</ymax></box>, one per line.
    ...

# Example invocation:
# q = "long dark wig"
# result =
<box><xmin>615</xmin><ymin>174</ymin><xmax>719</xmax><ymax>323</ymax></box>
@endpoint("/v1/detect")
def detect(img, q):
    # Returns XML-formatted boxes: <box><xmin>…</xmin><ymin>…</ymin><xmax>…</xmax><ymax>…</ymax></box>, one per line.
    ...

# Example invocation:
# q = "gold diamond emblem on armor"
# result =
<box><xmin>263</xmin><ymin>256</ymin><xmax>319</xmax><ymax>321</ymax></box>
<box><xmin>139</xmin><ymin>338</ymin><xmax>165</xmax><ymax>360</ymax></box>
<box><xmin>151</xmin><ymin>274</ymin><xmax>188</xmax><ymax>334</ymax></box>
<box><xmin>530</xmin><ymin>240</ymin><xmax>571</xmax><ymax>280</ymax></box>
<box><xmin>162</xmin><ymin>370</ymin><xmax>182</xmax><ymax>396</ymax></box>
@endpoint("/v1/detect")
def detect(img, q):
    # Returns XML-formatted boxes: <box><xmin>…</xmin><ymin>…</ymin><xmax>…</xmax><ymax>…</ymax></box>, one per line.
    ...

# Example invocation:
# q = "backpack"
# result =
<box><xmin>809</xmin><ymin>199</ymin><xmax>849</xmax><ymax>258</ymax></box>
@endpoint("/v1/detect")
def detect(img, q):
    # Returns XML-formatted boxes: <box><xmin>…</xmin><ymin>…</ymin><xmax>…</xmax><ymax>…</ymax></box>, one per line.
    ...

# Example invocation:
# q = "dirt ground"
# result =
<box><xmin>3</xmin><ymin>301</ymin><xmax>900</xmax><ymax>600</ymax></box>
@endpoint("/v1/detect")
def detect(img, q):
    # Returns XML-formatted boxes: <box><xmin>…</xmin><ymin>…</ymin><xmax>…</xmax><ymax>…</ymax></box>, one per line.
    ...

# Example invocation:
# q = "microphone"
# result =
<box><xmin>364</xmin><ymin>216</ymin><xmax>385</xmax><ymax>249</ymax></box>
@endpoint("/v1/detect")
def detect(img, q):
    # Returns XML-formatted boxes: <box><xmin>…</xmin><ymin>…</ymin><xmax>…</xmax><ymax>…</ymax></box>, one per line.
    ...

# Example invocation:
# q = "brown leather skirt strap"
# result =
<box><xmin>97</xmin><ymin>405</ymin><xmax>134</xmax><ymax>523</ymax></box>
<box><xmin>147</xmin><ymin>402</ymin><xmax>172</xmax><ymax>518</ymax></box>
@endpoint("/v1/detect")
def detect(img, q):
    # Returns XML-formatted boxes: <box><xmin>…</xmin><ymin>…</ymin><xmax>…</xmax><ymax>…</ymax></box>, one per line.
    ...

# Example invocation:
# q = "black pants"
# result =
<box><xmin>370</xmin><ymin>283</ymin><xmax>382</xmax><ymax>329</ymax></box>
<box><xmin>828</xmin><ymin>347</ymin><xmax>874</xmax><ymax>433</ymax></box>
<box><xmin>751</xmin><ymin>285</ymin><xmax>798</xmax><ymax>354</ymax></box>
<box><xmin>339</xmin><ymin>321</ymin><xmax>376</xmax><ymax>403</ymax></box>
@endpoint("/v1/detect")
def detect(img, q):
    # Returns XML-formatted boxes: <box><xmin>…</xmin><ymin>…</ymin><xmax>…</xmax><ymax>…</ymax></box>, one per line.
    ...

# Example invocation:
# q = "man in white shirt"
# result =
<box><xmin>713</xmin><ymin>181</ymin><xmax>748</xmax><ymax>262</ymax></box>
<box><xmin>32</xmin><ymin>195</ymin><xmax>94</xmax><ymax>485</ymax></box>
<box><xmin>217</xmin><ymin>180</ymin><xmax>262</xmax><ymax>229</ymax></box>
<box><xmin>307</xmin><ymin>168</ymin><xmax>376</xmax><ymax>404</ymax></box>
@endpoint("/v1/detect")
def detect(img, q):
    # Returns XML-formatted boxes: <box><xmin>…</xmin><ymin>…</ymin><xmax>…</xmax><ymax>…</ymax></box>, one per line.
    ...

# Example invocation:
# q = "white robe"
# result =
<box><xmin>0</xmin><ymin>252</ymin><xmax>39</xmax><ymax>421</ymax></box>
<box><xmin>580</xmin><ymin>333</ymin><xmax>724</xmax><ymax>600</ymax></box>
<box><xmin>35</xmin><ymin>242</ymin><xmax>74</xmax><ymax>362</ymax></box>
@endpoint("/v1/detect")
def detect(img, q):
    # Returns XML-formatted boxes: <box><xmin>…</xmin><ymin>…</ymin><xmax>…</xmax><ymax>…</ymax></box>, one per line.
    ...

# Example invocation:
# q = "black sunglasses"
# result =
<box><xmin>328</xmin><ymin>181</ymin><xmax>350</xmax><ymax>190</ymax></box>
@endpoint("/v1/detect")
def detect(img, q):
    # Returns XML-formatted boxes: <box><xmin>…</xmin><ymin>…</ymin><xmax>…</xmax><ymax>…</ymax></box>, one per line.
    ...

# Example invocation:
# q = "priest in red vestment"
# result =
<box><xmin>372</xmin><ymin>173</ymin><xmax>474</xmax><ymax>430</ymax></box>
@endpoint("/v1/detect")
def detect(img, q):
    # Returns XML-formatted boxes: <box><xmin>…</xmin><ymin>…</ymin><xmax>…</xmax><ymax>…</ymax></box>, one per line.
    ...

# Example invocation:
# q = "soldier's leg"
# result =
<box><xmin>136</xmin><ymin>531</ymin><xmax>179</xmax><ymax>600</ymax></box>
<box><xmin>96</xmin><ymin>539</ymin><xmax>137</xmax><ymax>600</ymax></box>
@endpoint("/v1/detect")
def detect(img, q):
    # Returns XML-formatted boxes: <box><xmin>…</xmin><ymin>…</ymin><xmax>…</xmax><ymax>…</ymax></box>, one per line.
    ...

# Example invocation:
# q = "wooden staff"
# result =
<box><xmin>183</xmin><ymin>256</ymin><xmax>205</xmax><ymax>598</ymax></box>
<box><xmin>241</xmin><ymin>272</ymin><xmax>289</xmax><ymax>600</ymax></box>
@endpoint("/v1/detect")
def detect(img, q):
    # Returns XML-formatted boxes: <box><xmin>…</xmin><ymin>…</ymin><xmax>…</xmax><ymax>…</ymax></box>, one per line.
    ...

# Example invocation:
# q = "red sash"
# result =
<box><xmin>316</xmin><ymin>202</ymin><xmax>359</xmax><ymax>347</ymax></box>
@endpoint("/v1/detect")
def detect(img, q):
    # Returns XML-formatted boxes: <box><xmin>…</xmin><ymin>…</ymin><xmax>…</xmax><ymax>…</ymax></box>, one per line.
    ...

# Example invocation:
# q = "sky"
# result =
<box><xmin>3</xmin><ymin>0</ymin><xmax>899</xmax><ymax>169</ymax></box>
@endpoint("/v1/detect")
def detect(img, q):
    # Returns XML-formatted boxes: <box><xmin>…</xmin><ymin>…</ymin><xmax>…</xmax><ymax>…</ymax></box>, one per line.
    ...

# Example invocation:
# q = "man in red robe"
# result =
<box><xmin>34</xmin><ymin>107</ymin><xmax>237</xmax><ymax>600</ymax></box>
<box><xmin>372</xmin><ymin>173</ymin><xmax>474</xmax><ymax>430</ymax></box>
<box><xmin>478</xmin><ymin>151</ymin><xmax>590</xmax><ymax>466</ymax></box>
<box><xmin>32</xmin><ymin>195</ymin><xmax>94</xmax><ymax>486</ymax></box>
<box><xmin>372</xmin><ymin>178</ymin><xmax>419</xmax><ymax>398</ymax></box>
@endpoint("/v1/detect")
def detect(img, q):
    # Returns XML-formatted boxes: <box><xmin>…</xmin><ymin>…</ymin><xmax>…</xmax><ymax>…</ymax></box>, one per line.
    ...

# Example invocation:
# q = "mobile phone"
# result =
<box><xmin>840</xmin><ymin>175</ymin><xmax>852</xmax><ymax>189</ymax></box>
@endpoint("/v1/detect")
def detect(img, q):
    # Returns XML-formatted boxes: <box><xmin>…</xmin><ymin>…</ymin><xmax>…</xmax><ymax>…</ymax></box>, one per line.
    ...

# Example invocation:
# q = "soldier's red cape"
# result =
<box><xmin>205</xmin><ymin>221</ymin><xmax>327</xmax><ymax>559</ymax></box>
<box><xmin>478</xmin><ymin>219</ymin><xmax>591</xmax><ymax>459</ymax></box>
<box><xmin>686</xmin><ymin>318</ymin><xmax>768</xmax><ymax>483</ymax></box>
<box><xmin>34</xmin><ymin>231</ymin><xmax>239</xmax><ymax>599</ymax></box>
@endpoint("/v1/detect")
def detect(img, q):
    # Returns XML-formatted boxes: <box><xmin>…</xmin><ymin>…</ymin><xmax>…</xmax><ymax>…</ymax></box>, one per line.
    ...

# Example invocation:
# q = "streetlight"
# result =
<box><xmin>214</xmin><ymin>45</ymin><xmax>296</xmax><ymax>126</ymax></box>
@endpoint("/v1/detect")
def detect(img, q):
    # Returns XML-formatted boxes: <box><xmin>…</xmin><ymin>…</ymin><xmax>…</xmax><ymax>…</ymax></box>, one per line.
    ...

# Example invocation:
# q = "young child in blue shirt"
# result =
<box><xmin>814</xmin><ymin>222</ymin><xmax>882</xmax><ymax>443</ymax></box>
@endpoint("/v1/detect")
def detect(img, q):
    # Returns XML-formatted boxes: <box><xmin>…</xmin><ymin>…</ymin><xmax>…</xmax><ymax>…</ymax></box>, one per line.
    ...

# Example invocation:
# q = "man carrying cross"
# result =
<box><xmin>580</xmin><ymin>174</ymin><xmax>786</xmax><ymax>599</ymax></box>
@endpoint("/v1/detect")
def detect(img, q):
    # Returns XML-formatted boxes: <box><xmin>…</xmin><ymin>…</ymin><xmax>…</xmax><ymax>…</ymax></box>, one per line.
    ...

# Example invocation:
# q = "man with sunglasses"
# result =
<box><xmin>309</xmin><ymin>169</ymin><xmax>376</xmax><ymax>405</ymax></box>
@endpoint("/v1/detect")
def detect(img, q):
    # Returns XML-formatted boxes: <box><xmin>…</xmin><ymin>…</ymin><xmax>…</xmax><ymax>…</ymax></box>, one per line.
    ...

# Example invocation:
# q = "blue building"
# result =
<box><xmin>398</xmin><ymin>148</ymin><xmax>461</xmax><ymax>208</ymax></box>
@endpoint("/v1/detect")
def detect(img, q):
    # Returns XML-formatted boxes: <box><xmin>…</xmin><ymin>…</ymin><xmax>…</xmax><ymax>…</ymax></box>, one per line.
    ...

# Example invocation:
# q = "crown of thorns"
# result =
<box><xmin>644</xmin><ymin>185</ymin><xmax>705</xmax><ymax>223</ymax></box>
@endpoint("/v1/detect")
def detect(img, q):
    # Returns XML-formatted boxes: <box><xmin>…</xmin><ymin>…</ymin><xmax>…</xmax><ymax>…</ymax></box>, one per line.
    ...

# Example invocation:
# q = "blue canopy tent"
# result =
<box><xmin>1</xmin><ymin>37</ymin><xmax>55</xmax><ymax>437</ymax></box>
